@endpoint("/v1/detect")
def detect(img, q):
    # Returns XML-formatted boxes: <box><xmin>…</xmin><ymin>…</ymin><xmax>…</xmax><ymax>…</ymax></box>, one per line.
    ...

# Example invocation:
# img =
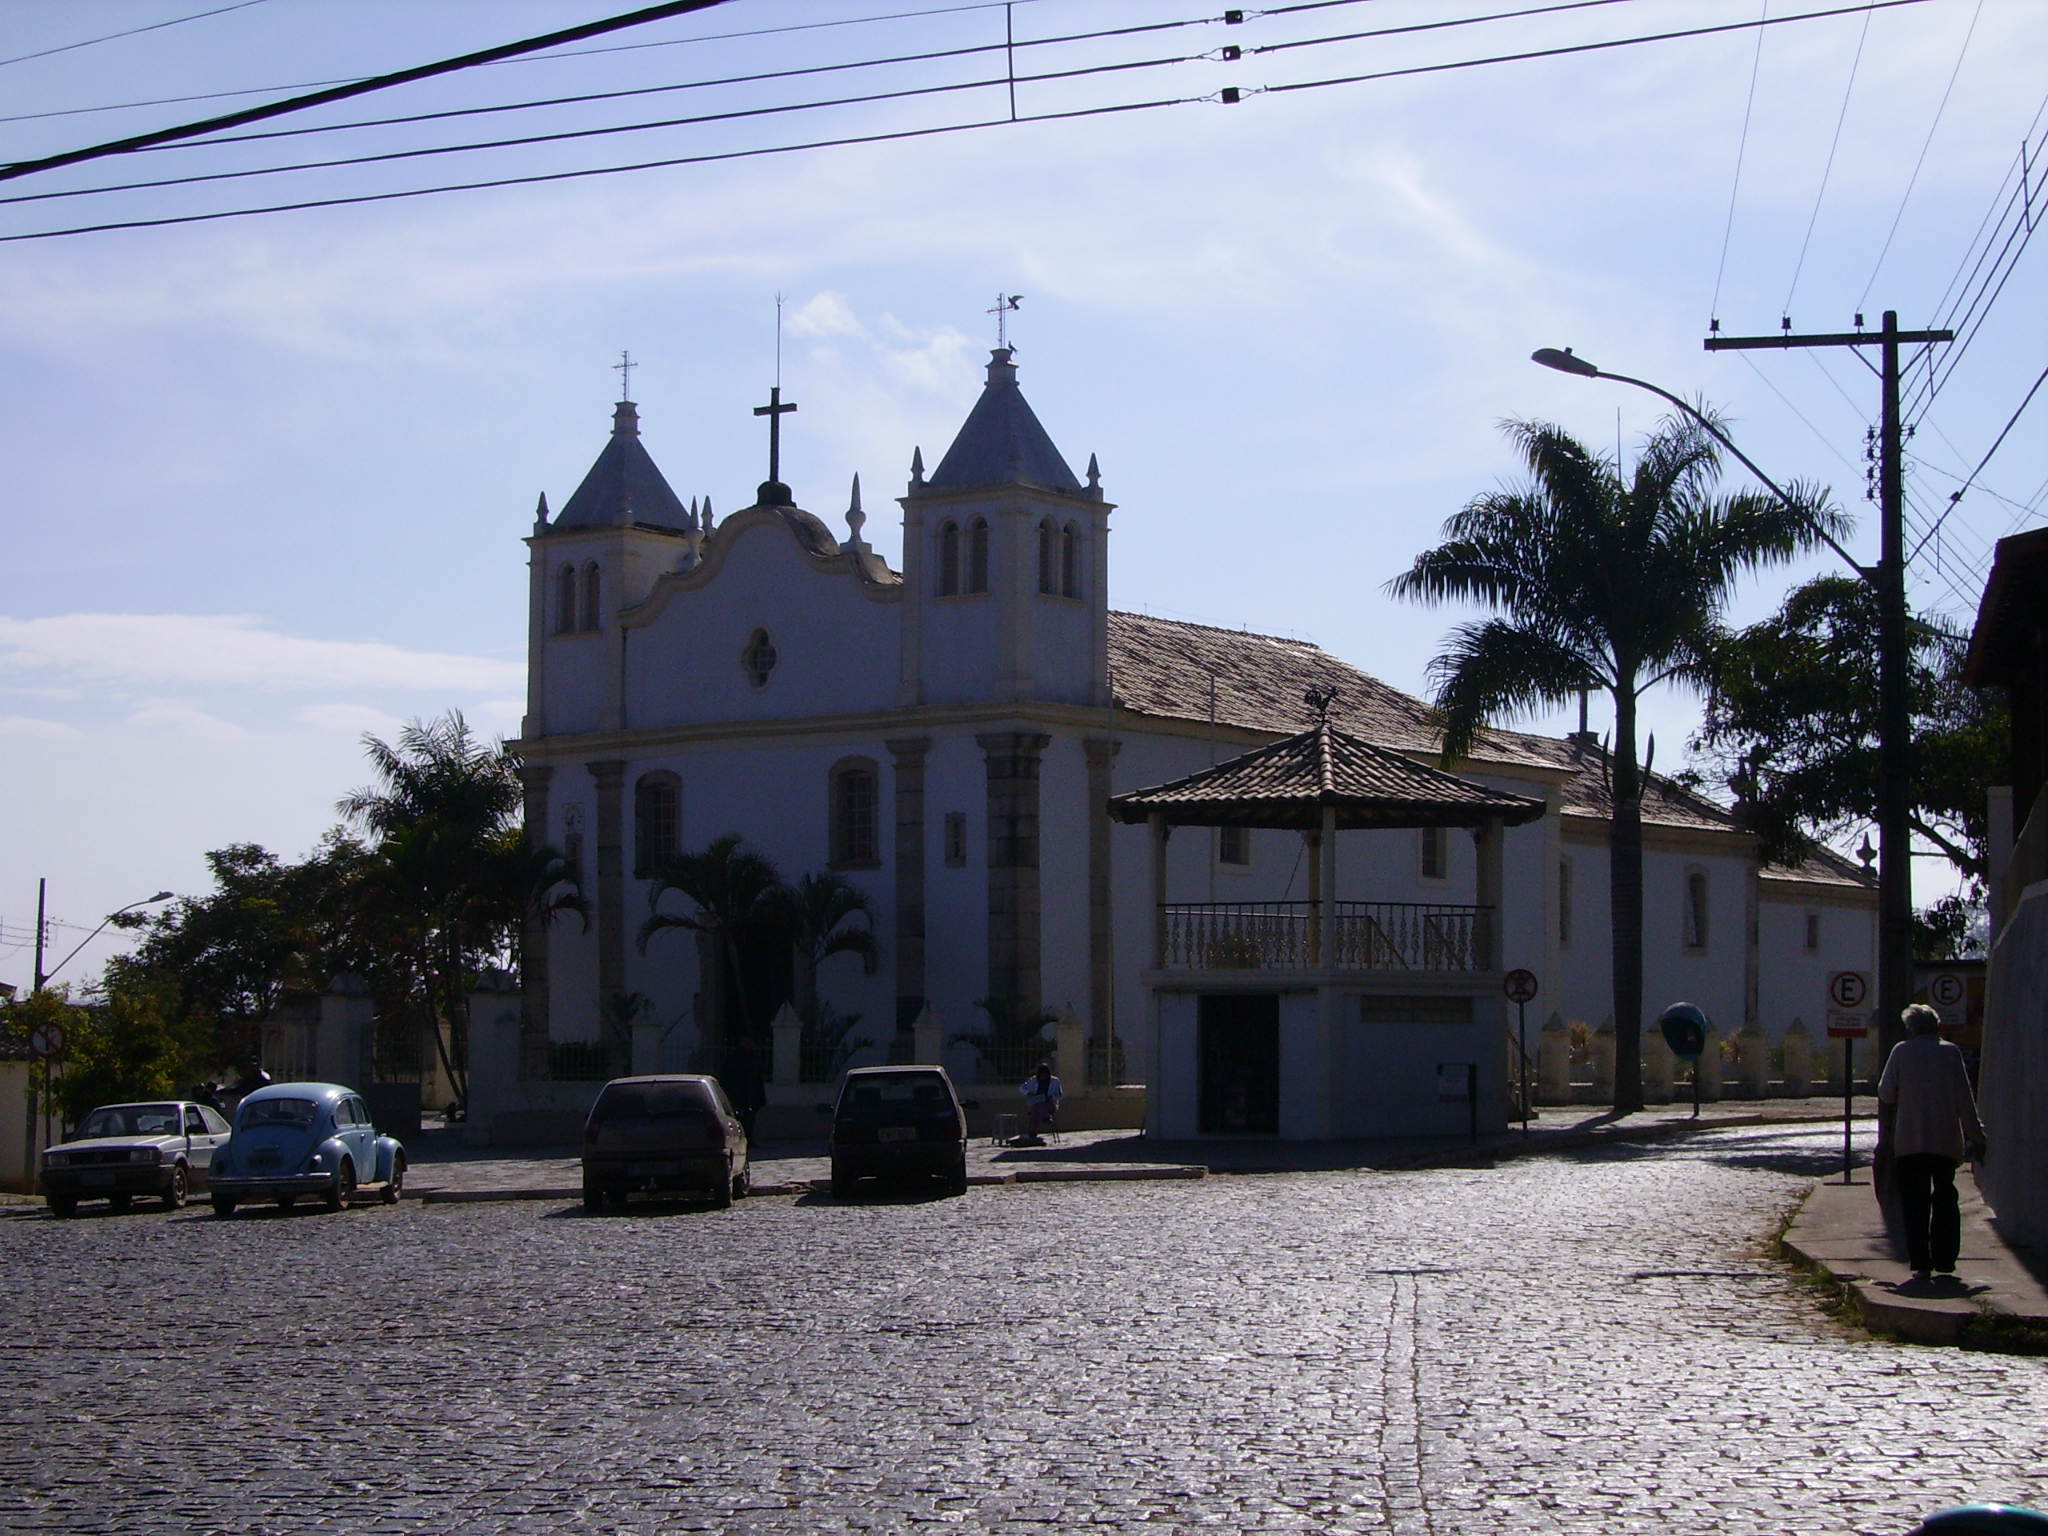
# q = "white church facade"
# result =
<box><xmin>479</xmin><ymin>348</ymin><xmax>1876</xmax><ymax>1144</ymax></box>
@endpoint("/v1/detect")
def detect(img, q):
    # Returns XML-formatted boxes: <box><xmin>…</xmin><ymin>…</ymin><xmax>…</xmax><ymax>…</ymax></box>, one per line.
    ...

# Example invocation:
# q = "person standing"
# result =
<box><xmin>1877</xmin><ymin>1003</ymin><xmax>1987</xmax><ymax>1286</ymax></box>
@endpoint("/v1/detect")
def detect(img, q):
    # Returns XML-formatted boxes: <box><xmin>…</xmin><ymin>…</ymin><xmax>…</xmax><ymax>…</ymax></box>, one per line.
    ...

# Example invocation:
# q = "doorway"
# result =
<box><xmin>1198</xmin><ymin>992</ymin><xmax>1280</xmax><ymax>1135</ymax></box>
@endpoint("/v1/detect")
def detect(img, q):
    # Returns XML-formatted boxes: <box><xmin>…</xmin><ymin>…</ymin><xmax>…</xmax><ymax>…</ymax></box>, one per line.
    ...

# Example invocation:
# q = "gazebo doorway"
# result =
<box><xmin>1198</xmin><ymin>993</ymin><xmax>1279</xmax><ymax>1134</ymax></box>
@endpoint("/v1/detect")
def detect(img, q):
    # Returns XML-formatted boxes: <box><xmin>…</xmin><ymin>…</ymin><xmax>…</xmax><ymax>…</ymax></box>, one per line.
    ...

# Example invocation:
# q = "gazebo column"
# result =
<box><xmin>1304</xmin><ymin>828</ymin><xmax>1323</xmax><ymax>966</ymax></box>
<box><xmin>1148</xmin><ymin>813</ymin><xmax>1168</xmax><ymax>969</ymax></box>
<box><xmin>1318</xmin><ymin>806</ymin><xmax>1338</xmax><ymax>969</ymax></box>
<box><xmin>1475</xmin><ymin>814</ymin><xmax>1504</xmax><ymax>969</ymax></box>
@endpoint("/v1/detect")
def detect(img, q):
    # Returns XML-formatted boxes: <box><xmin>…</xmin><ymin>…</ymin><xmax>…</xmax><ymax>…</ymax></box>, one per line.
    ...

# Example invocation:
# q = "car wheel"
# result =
<box><xmin>830</xmin><ymin>1160</ymin><xmax>855</xmax><ymax>1201</ymax></box>
<box><xmin>327</xmin><ymin>1160</ymin><xmax>355</xmax><ymax>1212</ymax></box>
<box><xmin>734</xmin><ymin>1166</ymin><xmax>751</xmax><ymax>1199</ymax></box>
<box><xmin>582</xmin><ymin>1181</ymin><xmax>604</xmax><ymax>1213</ymax></box>
<box><xmin>108</xmin><ymin>1193</ymin><xmax>132</xmax><ymax>1213</ymax></box>
<box><xmin>277</xmin><ymin>1195</ymin><xmax>297</xmax><ymax>1210</ymax></box>
<box><xmin>381</xmin><ymin>1159</ymin><xmax>405</xmax><ymax>1205</ymax></box>
<box><xmin>712</xmin><ymin>1160</ymin><xmax>734</xmax><ymax>1210</ymax></box>
<box><xmin>211</xmin><ymin>1195</ymin><xmax>237</xmax><ymax>1218</ymax></box>
<box><xmin>947</xmin><ymin>1152</ymin><xmax>969</xmax><ymax>1197</ymax></box>
<box><xmin>164</xmin><ymin>1163</ymin><xmax>189</xmax><ymax>1210</ymax></box>
<box><xmin>47</xmin><ymin>1194</ymin><xmax>76</xmax><ymax>1219</ymax></box>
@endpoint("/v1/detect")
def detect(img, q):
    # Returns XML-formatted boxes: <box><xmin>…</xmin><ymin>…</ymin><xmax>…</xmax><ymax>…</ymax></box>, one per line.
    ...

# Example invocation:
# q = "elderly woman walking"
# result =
<box><xmin>1877</xmin><ymin>1003</ymin><xmax>1987</xmax><ymax>1287</ymax></box>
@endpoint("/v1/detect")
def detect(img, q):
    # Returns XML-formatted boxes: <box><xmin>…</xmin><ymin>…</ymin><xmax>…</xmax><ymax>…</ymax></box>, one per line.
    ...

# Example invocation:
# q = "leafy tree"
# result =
<box><xmin>1388</xmin><ymin>413</ymin><xmax>1843</xmax><ymax>1112</ymax></box>
<box><xmin>802</xmin><ymin>1001</ymin><xmax>874</xmax><ymax>1082</ymax></box>
<box><xmin>638</xmin><ymin>835</ymin><xmax>788</xmax><ymax>1056</ymax></box>
<box><xmin>107</xmin><ymin>838</ymin><xmax>364</xmax><ymax>1065</ymax></box>
<box><xmin>54</xmin><ymin>980</ymin><xmax>204</xmax><ymax>1124</ymax></box>
<box><xmin>955</xmin><ymin>994</ymin><xmax>1059</xmax><ymax>1083</ymax></box>
<box><xmin>776</xmin><ymin>871</ymin><xmax>880</xmax><ymax>1024</ymax></box>
<box><xmin>336</xmin><ymin>711</ymin><xmax>550</xmax><ymax>1109</ymax></box>
<box><xmin>1688</xmin><ymin>573</ymin><xmax>2006</xmax><ymax>881</ymax></box>
<box><xmin>1914</xmin><ymin>891</ymin><xmax>1989</xmax><ymax>962</ymax></box>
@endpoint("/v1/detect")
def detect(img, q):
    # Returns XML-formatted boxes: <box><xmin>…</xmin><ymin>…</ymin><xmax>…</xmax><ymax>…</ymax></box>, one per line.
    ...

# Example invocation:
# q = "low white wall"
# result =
<box><xmin>1978</xmin><ymin>882</ymin><xmax>2048</xmax><ymax>1247</ymax></box>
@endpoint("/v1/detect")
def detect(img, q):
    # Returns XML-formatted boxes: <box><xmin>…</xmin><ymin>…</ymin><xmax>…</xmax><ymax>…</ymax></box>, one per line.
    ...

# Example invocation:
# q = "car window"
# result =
<box><xmin>844</xmin><ymin>1075</ymin><xmax>953</xmax><ymax>1110</ymax></box>
<box><xmin>184</xmin><ymin>1108</ymin><xmax>207</xmax><ymax>1134</ymax></box>
<box><xmin>241</xmin><ymin>1097</ymin><xmax>318</xmax><ymax>1129</ymax></box>
<box><xmin>78</xmin><ymin>1107</ymin><xmax>133</xmax><ymax>1138</ymax></box>
<box><xmin>351</xmin><ymin>1097</ymin><xmax>371</xmax><ymax>1127</ymax></box>
<box><xmin>199</xmin><ymin>1106</ymin><xmax>231</xmax><ymax>1135</ymax></box>
<box><xmin>596</xmin><ymin>1081</ymin><xmax>709</xmax><ymax>1120</ymax></box>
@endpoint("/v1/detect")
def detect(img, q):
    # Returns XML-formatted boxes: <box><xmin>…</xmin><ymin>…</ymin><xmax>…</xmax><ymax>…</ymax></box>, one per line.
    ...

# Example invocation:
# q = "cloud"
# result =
<box><xmin>0</xmin><ymin>713</ymin><xmax>81</xmax><ymax>740</ymax></box>
<box><xmin>294</xmin><ymin>702</ymin><xmax>407</xmax><ymax>738</ymax></box>
<box><xmin>788</xmin><ymin>291</ymin><xmax>864</xmax><ymax>339</ymax></box>
<box><xmin>126</xmin><ymin>700</ymin><xmax>246</xmax><ymax>740</ymax></box>
<box><xmin>0</xmin><ymin>614</ymin><xmax>525</xmax><ymax>694</ymax></box>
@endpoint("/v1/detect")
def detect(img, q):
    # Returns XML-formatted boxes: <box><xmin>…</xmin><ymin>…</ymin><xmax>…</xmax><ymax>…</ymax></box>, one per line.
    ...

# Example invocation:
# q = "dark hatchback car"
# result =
<box><xmin>582</xmin><ymin>1074</ymin><xmax>749</xmax><ymax>1212</ymax></box>
<box><xmin>826</xmin><ymin>1065</ymin><xmax>974</xmax><ymax>1198</ymax></box>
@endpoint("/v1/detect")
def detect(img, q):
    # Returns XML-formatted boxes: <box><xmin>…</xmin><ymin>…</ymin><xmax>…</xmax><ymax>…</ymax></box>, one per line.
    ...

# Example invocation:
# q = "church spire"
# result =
<box><xmin>921</xmin><ymin>347</ymin><xmax>1081</xmax><ymax>495</ymax></box>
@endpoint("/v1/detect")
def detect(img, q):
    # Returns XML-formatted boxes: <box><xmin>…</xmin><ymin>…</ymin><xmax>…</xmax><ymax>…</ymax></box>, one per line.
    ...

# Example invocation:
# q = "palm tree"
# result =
<box><xmin>777</xmin><ymin>872</ymin><xmax>881</xmax><ymax>1019</ymax></box>
<box><xmin>1388</xmin><ymin>413</ymin><xmax>1842</xmax><ymax>1111</ymax></box>
<box><xmin>336</xmin><ymin>711</ymin><xmax>535</xmax><ymax>1109</ymax></box>
<box><xmin>638</xmin><ymin>835</ymin><xmax>787</xmax><ymax>1057</ymax></box>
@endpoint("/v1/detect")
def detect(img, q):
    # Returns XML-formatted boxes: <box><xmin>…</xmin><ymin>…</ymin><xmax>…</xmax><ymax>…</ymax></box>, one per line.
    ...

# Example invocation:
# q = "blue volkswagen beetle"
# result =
<box><xmin>208</xmin><ymin>1082</ymin><xmax>405</xmax><ymax>1217</ymax></box>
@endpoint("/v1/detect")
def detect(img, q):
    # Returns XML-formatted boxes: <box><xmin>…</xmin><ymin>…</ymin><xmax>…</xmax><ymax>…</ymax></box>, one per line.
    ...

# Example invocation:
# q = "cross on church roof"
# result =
<box><xmin>613</xmin><ymin>349</ymin><xmax>635</xmax><ymax>401</ymax></box>
<box><xmin>753</xmin><ymin>384</ymin><xmax>797</xmax><ymax>504</ymax></box>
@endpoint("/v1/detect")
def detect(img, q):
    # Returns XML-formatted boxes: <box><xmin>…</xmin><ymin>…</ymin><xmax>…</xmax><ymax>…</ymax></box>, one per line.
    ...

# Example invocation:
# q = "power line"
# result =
<box><xmin>1710</xmin><ymin>1</ymin><xmax>1771</xmax><ymax>330</ymax></box>
<box><xmin>1908</xmin><ymin>359</ymin><xmax>2048</xmax><ymax>564</ymax></box>
<box><xmin>1782</xmin><ymin>2</ymin><xmax>1871</xmax><ymax>318</ymax></box>
<box><xmin>1854</xmin><ymin>0</ymin><xmax>1984</xmax><ymax>311</ymax></box>
<box><xmin>0</xmin><ymin>0</ymin><xmax>270</xmax><ymax>71</ymax></box>
<box><xmin>0</xmin><ymin>0</ymin><xmax>1940</xmax><ymax>244</ymax></box>
<box><xmin>0</xmin><ymin>0</ymin><xmax>734</xmax><ymax>186</ymax></box>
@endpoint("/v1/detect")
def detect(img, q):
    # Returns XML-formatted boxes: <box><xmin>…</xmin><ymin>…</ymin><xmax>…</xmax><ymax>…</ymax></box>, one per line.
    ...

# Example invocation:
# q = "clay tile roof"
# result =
<box><xmin>1109</xmin><ymin>719</ymin><xmax>1546</xmax><ymax>830</ymax></box>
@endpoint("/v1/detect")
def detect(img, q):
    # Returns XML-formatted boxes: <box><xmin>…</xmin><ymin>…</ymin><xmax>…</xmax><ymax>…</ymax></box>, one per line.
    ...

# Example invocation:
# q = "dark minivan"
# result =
<box><xmin>826</xmin><ymin>1065</ymin><xmax>973</xmax><ymax>1198</ymax></box>
<box><xmin>582</xmin><ymin>1075</ymin><xmax>749</xmax><ymax>1212</ymax></box>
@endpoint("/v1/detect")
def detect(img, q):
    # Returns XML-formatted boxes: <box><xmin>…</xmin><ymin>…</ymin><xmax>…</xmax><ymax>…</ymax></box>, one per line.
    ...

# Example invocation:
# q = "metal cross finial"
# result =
<box><xmin>613</xmin><ymin>350</ymin><xmax>635</xmax><ymax>401</ymax></box>
<box><xmin>753</xmin><ymin>384</ymin><xmax>797</xmax><ymax>485</ymax></box>
<box><xmin>988</xmin><ymin>293</ymin><xmax>1022</xmax><ymax>349</ymax></box>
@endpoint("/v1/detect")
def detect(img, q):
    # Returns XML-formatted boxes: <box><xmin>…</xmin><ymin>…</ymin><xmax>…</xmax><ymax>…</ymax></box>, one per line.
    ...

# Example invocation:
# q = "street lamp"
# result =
<box><xmin>1531</xmin><ymin>344</ymin><xmax>1912</xmax><ymax>1077</ymax></box>
<box><xmin>32</xmin><ymin>886</ymin><xmax>175</xmax><ymax>992</ymax></box>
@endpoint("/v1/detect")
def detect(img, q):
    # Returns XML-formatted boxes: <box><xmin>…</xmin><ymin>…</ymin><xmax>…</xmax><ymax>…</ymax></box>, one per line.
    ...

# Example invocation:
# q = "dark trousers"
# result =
<box><xmin>1892</xmin><ymin>1153</ymin><xmax>1962</xmax><ymax>1272</ymax></box>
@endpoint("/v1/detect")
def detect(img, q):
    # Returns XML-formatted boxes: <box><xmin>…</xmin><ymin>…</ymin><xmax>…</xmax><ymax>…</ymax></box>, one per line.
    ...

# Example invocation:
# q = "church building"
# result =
<box><xmin>485</xmin><ymin>346</ymin><xmax>1876</xmax><ymax>1143</ymax></box>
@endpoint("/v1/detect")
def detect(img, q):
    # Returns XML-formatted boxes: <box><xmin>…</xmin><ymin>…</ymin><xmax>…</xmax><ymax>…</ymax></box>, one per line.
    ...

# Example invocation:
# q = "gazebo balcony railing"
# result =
<box><xmin>1159</xmin><ymin>900</ymin><xmax>1494</xmax><ymax>973</ymax></box>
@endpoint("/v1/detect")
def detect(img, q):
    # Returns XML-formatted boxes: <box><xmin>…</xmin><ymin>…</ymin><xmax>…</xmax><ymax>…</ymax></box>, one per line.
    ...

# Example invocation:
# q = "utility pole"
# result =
<box><xmin>32</xmin><ymin>876</ymin><xmax>48</xmax><ymax>993</ymax></box>
<box><xmin>1704</xmin><ymin>311</ymin><xmax>1951</xmax><ymax>1073</ymax></box>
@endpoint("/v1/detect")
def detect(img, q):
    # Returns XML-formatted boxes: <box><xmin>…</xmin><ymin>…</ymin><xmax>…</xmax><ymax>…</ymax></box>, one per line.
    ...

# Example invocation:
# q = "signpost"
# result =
<box><xmin>1928</xmin><ymin>972</ymin><xmax>1965</xmax><ymax>1010</ymax></box>
<box><xmin>1504</xmin><ymin>969</ymin><xmax>1538</xmax><ymax>1135</ymax></box>
<box><xmin>1828</xmin><ymin>971</ymin><xmax>1872</xmax><ymax>1183</ymax></box>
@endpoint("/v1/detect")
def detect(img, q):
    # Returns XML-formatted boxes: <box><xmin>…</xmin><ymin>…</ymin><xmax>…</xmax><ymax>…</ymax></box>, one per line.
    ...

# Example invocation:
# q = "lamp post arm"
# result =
<box><xmin>36</xmin><ymin>892</ymin><xmax>173</xmax><ymax>991</ymax></box>
<box><xmin>1588</xmin><ymin>367</ymin><xmax>1868</xmax><ymax>584</ymax></box>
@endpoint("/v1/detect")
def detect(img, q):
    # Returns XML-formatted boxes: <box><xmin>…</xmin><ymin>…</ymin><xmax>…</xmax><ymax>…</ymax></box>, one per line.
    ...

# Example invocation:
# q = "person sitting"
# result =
<box><xmin>1018</xmin><ymin>1061</ymin><xmax>1062</xmax><ymax>1145</ymax></box>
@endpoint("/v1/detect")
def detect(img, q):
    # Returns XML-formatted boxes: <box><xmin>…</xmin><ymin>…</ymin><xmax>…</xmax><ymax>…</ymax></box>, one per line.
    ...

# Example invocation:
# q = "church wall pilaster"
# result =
<box><xmin>898</xmin><ymin>493</ymin><xmax>926</xmax><ymax>706</ymax></box>
<box><xmin>886</xmin><ymin>736</ymin><xmax>933</xmax><ymax>1036</ymax></box>
<box><xmin>978</xmin><ymin>731</ymin><xmax>1052</xmax><ymax>1018</ymax></box>
<box><xmin>518</xmin><ymin>763</ymin><xmax>554</xmax><ymax>1078</ymax></box>
<box><xmin>587</xmin><ymin>759</ymin><xmax>628</xmax><ymax>1060</ymax></box>
<box><xmin>1083</xmin><ymin>736</ymin><xmax>1121</xmax><ymax>1064</ymax></box>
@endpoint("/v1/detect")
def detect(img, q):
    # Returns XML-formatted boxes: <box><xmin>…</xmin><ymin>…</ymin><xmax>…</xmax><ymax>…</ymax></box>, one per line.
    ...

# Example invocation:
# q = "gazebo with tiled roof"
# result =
<box><xmin>1109</xmin><ymin>693</ymin><xmax>1544</xmax><ymax>976</ymax></box>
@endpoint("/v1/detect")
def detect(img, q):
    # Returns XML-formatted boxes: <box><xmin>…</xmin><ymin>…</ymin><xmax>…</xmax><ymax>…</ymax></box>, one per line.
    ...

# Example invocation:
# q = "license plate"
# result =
<box><xmin>877</xmin><ymin>1126</ymin><xmax>916</xmax><ymax>1143</ymax></box>
<box><xmin>626</xmin><ymin>1161</ymin><xmax>677</xmax><ymax>1177</ymax></box>
<box><xmin>83</xmin><ymin>1172</ymin><xmax>116</xmax><ymax>1187</ymax></box>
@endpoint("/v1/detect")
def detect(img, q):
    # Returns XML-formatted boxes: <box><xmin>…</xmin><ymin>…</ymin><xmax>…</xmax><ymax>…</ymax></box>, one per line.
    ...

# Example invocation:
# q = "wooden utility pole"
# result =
<box><xmin>1704</xmin><ymin>311</ymin><xmax>1951</xmax><ymax>1070</ymax></box>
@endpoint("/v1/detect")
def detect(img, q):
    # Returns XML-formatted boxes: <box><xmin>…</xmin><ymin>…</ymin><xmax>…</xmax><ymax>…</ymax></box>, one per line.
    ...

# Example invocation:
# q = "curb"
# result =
<box><xmin>411</xmin><ymin>1162</ymin><xmax>1213</xmax><ymax>1204</ymax></box>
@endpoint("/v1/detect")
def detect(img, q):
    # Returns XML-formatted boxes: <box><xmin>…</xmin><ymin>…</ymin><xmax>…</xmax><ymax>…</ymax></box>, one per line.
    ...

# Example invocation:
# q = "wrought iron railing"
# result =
<box><xmin>1159</xmin><ymin>901</ymin><xmax>1493</xmax><ymax>972</ymax></box>
<box><xmin>547</xmin><ymin>1040</ymin><xmax>613</xmax><ymax>1081</ymax></box>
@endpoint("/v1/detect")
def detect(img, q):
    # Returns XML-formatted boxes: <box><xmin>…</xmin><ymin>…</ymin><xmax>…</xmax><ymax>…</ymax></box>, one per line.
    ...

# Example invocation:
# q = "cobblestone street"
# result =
<box><xmin>7</xmin><ymin>1123</ymin><xmax>2046</xmax><ymax>1535</ymax></box>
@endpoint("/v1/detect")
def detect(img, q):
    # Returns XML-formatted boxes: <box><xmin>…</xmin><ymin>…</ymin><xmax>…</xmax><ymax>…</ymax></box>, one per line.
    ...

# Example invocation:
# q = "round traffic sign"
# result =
<box><xmin>29</xmin><ymin>1020</ymin><xmax>65</xmax><ymax>1058</ymax></box>
<box><xmin>1828</xmin><ymin>971</ymin><xmax>1870</xmax><ymax>1010</ymax></box>
<box><xmin>1929</xmin><ymin>972</ymin><xmax>1966</xmax><ymax>1009</ymax></box>
<box><xmin>1503</xmin><ymin>968</ymin><xmax>1539</xmax><ymax>1004</ymax></box>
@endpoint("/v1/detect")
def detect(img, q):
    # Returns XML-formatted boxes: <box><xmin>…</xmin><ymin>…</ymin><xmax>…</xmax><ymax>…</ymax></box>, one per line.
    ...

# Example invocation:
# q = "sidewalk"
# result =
<box><xmin>1779</xmin><ymin>1167</ymin><xmax>2048</xmax><ymax>1346</ymax></box>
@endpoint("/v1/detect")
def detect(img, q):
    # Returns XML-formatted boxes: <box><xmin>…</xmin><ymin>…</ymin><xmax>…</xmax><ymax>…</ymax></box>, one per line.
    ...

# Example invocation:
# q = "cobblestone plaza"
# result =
<box><xmin>7</xmin><ymin>1124</ymin><xmax>2045</xmax><ymax>1535</ymax></box>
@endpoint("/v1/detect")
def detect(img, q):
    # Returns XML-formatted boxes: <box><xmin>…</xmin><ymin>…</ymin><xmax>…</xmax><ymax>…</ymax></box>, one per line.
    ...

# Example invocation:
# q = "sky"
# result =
<box><xmin>3</xmin><ymin>0</ymin><xmax>2043</xmax><ymax>993</ymax></box>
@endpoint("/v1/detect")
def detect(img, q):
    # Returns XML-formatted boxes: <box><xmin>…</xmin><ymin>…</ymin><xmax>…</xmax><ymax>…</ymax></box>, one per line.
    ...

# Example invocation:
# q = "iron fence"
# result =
<box><xmin>1159</xmin><ymin>901</ymin><xmax>1494</xmax><ymax>972</ymax></box>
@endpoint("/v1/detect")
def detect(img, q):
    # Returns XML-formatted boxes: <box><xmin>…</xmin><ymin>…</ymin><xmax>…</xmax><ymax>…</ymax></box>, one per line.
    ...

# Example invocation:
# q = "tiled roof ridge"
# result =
<box><xmin>1108</xmin><ymin>609</ymin><xmax>1321</xmax><ymax>650</ymax></box>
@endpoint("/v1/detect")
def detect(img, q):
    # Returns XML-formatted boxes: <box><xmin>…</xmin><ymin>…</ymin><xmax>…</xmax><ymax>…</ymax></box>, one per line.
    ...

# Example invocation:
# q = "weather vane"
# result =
<box><xmin>613</xmin><ymin>349</ymin><xmax>635</xmax><ymax>401</ymax></box>
<box><xmin>988</xmin><ymin>293</ymin><xmax>1022</xmax><ymax>350</ymax></box>
<box><xmin>1304</xmin><ymin>685</ymin><xmax>1337</xmax><ymax>723</ymax></box>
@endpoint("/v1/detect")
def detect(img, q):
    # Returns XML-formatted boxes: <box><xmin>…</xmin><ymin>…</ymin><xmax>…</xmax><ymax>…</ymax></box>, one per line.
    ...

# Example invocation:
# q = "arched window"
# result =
<box><xmin>937</xmin><ymin>521</ymin><xmax>960</xmax><ymax>597</ymax></box>
<box><xmin>741</xmin><ymin>628</ymin><xmax>778</xmax><ymax>688</ymax></box>
<box><xmin>1061</xmin><ymin>522</ymin><xmax>1080</xmax><ymax>597</ymax></box>
<box><xmin>967</xmin><ymin>518</ymin><xmax>990</xmax><ymax>594</ymax></box>
<box><xmin>1037</xmin><ymin>519</ymin><xmax>1057</xmax><ymax>594</ymax></box>
<box><xmin>1683</xmin><ymin>867</ymin><xmax>1710</xmax><ymax>949</ymax></box>
<box><xmin>633</xmin><ymin>772</ymin><xmax>680</xmax><ymax>876</ymax></box>
<box><xmin>555</xmin><ymin>564</ymin><xmax>578</xmax><ymax>635</ymax></box>
<box><xmin>829</xmin><ymin>757</ymin><xmax>881</xmax><ymax>868</ymax></box>
<box><xmin>582</xmin><ymin>563</ymin><xmax>601</xmax><ymax>632</ymax></box>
